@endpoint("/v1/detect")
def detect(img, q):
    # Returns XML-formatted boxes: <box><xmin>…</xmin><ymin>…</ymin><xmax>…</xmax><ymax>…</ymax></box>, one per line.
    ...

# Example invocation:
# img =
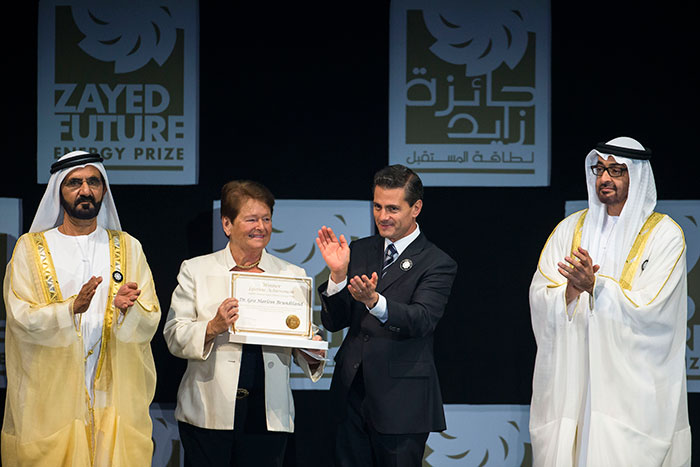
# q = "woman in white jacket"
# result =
<box><xmin>164</xmin><ymin>180</ymin><xmax>325</xmax><ymax>466</ymax></box>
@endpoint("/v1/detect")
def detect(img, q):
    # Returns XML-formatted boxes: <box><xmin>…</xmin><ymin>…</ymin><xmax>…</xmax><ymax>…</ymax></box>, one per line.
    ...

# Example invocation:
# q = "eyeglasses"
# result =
<box><xmin>62</xmin><ymin>177</ymin><xmax>103</xmax><ymax>190</ymax></box>
<box><xmin>590</xmin><ymin>165</ymin><xmax>628</xmax><ymax>178</ymax></box>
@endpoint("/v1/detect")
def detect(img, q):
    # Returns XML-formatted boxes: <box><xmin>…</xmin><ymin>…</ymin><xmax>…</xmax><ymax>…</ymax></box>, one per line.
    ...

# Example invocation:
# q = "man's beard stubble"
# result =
<box><xmin>596</xmin><ymin>180</ymin><xmax>626</xmax><ymax>207</ymax></box>
<box><xmin>60</xmin><ymin>194</ymin><xmax>103</xmax><ymax>220</ymax></box>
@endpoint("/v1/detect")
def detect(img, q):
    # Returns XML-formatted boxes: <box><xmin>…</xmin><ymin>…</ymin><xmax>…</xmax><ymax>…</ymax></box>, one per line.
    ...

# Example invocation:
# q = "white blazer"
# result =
<box><xmin>164</xmin><ymin>246</ymin><xmax>324</xmax><ymax>432</ymax></box>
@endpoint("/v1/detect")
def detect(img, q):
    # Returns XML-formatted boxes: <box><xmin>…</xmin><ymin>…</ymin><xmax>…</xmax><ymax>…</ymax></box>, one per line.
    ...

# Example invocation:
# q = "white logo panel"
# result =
<box><xmin>37</xmin><ymin>0</ymin><xmax>199</xmax><ymax>185</ymax></box>
<box><xmin>425</xmin><ymin>404</ymin><xmax>532</xmax><ymax>466</ymax></box>
<box><xmin>389</xmin><ymin>0</ymin><xmax>551</xmax><ymax>187</ymax></box>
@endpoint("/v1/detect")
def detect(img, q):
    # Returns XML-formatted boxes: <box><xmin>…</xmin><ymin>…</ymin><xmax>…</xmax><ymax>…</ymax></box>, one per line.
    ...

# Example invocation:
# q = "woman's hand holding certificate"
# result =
<box><xmin>205</xmin><ymin>297</ymin><xmax>240</xmax><ymax>345</ymax></box>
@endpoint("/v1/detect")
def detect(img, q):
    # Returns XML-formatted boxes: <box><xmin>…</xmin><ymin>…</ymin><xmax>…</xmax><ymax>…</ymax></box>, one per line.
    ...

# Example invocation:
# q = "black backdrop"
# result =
<box><xmin>1</xmin><ymin>2</ymin><xmax>698</xmax><ymax>466</ymax></box>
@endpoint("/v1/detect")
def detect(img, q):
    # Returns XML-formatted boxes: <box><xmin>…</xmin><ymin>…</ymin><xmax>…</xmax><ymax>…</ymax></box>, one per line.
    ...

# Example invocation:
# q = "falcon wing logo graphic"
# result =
<box><xmin>71</xmin><ymin>3</ymin><xmax>183</xmax><ymax>73</ymax></box>
<box><xmin>423</xmin><ymin>3</ymin><xmax>530</xmax><ymax>77</ymax></box>
<box><xmin>269</xmin><ymin>213</ymin><xmax>353</xmax><ymax>277</ymax></box>
<box><xmin>425</xmin><ymin>405</ymin><xmax>532</xmax><ymax>466</ymax></box>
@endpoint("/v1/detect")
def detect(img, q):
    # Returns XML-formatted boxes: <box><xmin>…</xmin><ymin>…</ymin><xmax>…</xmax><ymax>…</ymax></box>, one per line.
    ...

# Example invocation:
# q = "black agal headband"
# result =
<box><xmin>50</xmin><ymin>153</ymin><xmax>104</xmax><ymax>174</ymax></box>
<box><xmin>595</xmin><ymin>142</ymin><xmax>652</xmax><ymax>160</ymax></box>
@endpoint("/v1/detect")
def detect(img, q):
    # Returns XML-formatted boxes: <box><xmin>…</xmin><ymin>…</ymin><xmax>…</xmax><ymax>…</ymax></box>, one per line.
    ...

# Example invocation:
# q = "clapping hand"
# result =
<box><xmin>558</xmin><ymin>247</ymin><xmax>600</xmax><ymax>303</ymax></box>
<box><xmin>316</xmin><ymin>226</ymin><xmax>350</xmax><ymax>283</ymax></box>
<box><xmin>114</xmin><ymin>282</ymin><xmax>141</xmax><ymax>313</ymax></box>
<box><xmin>73</xmin><ymin>276</ymin><xmax>103</xmax><ymax>314</ymax></box>
<box><xmin>348</xmin><ymin>273</ymin><xmax>379</xmax><ymax>309</ymax></box>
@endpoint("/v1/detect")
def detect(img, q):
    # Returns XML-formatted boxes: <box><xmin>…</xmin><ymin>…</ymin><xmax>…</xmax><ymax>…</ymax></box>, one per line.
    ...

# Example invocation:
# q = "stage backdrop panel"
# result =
<box><xmin>151</xmin><ymin>403</ymin><xmax>183</xmax><ymax>467</ymax></box>
<box><xmin>148</xmin><ymin>403</ymin><xmax>533</xmax><ymax>467</ymax></box>
<box><xmin>37</xmin><ymin>0</ymin><xmax>199</xmax><ymax>184</ymax></box>
<box><xmin>425</xmin><ymin>404</ymin><xmax>532</xmax><ymax>466</ymax></box>
<box><xmin>389</xmin><ymin>0</ymin><xmax>551</xmax><ymax>187</ymax></box>
<box><xmin>565</xmin><ymin>200</ymin><xmax>700</xmax><ymax>392</ymax></box>
<box><xmin>0</xmin><ymin>197</ymin><xmax>22</xmax><ymax>389</ymax></box>
<box><xmin>213</xmin><ymin>199</ymin><xmax>374</xmax><ymax>389</ymax></box>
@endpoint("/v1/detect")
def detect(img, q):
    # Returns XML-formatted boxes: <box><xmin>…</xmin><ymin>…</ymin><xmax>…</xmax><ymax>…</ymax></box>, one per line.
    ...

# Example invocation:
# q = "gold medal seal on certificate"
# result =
<box><xmin>228</xmin><ymin>271</ymin><xmax>327</xmax><ymax>350</ymax></box>
<box><xmin>286</xmin><ymin>315</ymin><xmax>301</xmax><ymax>329</ymax></box>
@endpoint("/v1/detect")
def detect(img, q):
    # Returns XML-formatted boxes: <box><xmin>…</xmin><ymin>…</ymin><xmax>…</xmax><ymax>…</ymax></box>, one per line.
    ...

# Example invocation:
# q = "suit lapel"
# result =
<box><xmin>377</xmin><ymin>233</ymin><xmax>427</xmax><ymax>293</ymax></box>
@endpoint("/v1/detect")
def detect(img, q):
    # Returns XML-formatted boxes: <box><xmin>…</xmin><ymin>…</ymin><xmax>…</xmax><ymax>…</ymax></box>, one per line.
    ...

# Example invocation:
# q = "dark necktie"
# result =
<box><xmin>382</xmin><ymin>244</ymin><xmax>398</xmax><ymax>277</ymax></box>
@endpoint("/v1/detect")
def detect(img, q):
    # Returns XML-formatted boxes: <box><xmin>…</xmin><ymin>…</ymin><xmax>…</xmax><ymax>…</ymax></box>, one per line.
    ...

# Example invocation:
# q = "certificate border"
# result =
<box><xmin>230</xmin><ymin>272</ymin><xmax>313</xmax><ymax>338</ymax></box>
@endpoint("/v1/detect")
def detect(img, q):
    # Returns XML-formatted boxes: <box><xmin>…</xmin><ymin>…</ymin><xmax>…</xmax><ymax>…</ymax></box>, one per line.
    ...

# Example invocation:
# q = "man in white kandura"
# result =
<box><xmin>2</xmin><ymin>151</ymin><xmax>161</xmax><ymax>466</ymax></box>
<box><xmin>528</xmin><ymin>137</ymin><xmax>691</xmax><ymax>466</ymax></box>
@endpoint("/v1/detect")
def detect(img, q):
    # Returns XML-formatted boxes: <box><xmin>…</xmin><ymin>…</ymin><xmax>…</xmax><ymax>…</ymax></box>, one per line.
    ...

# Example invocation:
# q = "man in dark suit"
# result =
<box><xmin>316</xmin><ymin>164</ymin><xmax>458</xmax><ymax>466</ymax></box>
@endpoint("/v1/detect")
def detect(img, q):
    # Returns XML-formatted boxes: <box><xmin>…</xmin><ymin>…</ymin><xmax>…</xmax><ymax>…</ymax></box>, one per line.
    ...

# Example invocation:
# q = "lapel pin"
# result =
<box><xmin>112</xmin><ymin>271</ymin><xmax>123</xmax><ymax>283</ymax></box>
<box><xmin>400</xmin><ymin>259</ymin><xmax>413</xmax><ymax>271</ymax></box>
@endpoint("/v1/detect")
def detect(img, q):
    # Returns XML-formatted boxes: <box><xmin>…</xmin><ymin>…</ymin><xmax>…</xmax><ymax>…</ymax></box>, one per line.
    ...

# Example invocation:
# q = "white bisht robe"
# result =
<box><xmin>529</xmin><ymin>209</ymin><xmax>691</xmax><ymax>467</ymax></box>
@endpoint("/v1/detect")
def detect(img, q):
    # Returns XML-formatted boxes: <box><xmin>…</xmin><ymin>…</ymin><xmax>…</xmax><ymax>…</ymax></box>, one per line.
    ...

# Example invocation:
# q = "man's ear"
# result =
<box><xmin>411</xmin><ymin>199</ymin><xmax>423</xmax><ymax>219</ymax></box>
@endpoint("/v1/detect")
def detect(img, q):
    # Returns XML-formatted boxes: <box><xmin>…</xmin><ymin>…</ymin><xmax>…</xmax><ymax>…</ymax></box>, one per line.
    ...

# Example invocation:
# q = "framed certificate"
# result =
<box><xmin>228</xmin><ymin>272</ymin><xmax>328</xmax><ymax>350</ymax></box>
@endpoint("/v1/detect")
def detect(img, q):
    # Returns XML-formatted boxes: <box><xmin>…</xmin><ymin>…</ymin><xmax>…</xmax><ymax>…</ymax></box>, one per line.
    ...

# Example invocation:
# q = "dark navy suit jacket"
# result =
<box><xmin>319</xmin><ymin>232</ymin><xmax>457</xmax><ymax>434</ymax></box>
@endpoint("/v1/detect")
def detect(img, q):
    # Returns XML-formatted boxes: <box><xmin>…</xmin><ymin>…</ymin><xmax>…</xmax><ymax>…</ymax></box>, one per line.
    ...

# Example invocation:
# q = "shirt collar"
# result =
<box><xmin>384</xmin><ymin>223</ymin><xmax>421</xmax><ymax>257</ymax></box>
<box><xmin>53</xmin><ymin>224</ymin><xmax>104</xmax><ymax>239</ymax></box>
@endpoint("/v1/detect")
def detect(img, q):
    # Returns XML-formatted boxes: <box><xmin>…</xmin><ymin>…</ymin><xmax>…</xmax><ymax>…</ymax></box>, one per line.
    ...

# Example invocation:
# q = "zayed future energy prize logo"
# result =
<box><xmin>37</xmin><ymin>1</ymin><xmax>198</xmax><ymax>184</ymax></box>
<box><xmin>389</xmin><ymin>0</ymin><xmax>551</xmax><ymax>187</ymax></box>
<box><xmin>405</xmin><ymin>8</ymin><xmax>536</xmax><ymax>146</ymax></box>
